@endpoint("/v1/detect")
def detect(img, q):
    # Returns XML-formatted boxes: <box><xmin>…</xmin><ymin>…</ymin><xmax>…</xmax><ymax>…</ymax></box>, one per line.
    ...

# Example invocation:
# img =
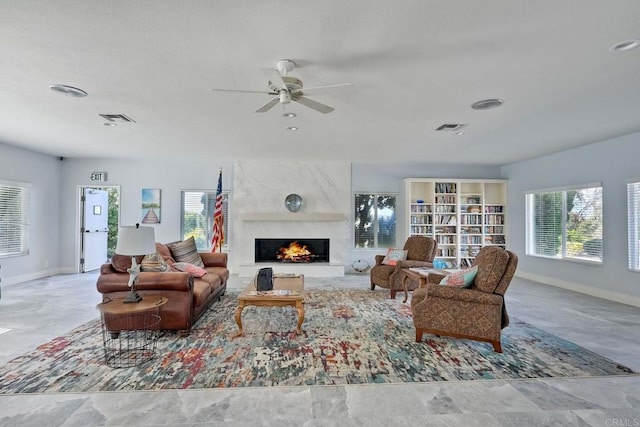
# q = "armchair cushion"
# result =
<box><xmin>439</xmin><ymin>266</ymin><xmax>477</xmax><ymax>288</ymax></box>
<box><xmin>382</xmin><ymin>248</ymin><xmax>408</xmax><ymax>265</ymax></box>
<box><xmin>426</xmin><ymin>284</ymin><xmax>503</xmax><ymax>305</ymax></box>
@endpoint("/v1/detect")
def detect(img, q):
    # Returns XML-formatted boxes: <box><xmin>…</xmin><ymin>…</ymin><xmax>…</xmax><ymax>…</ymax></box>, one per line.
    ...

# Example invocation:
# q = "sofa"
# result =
<box><xmin>96</xmin><ymin>240</ymin><xmax>229</xmax><ymax>334</ymax></box>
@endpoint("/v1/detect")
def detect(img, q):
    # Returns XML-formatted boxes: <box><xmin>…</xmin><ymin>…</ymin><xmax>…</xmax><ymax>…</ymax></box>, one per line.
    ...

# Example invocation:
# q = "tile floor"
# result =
<box><xmin>0</xmin><ymin>273</ymin><xmax>639</xmax><ymax>426</ymax></box>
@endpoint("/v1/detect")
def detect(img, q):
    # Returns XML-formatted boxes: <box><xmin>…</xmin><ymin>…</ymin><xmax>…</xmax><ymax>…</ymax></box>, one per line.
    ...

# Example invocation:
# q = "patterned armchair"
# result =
<box><xmin>370</xmin><ymin>236</ymin><xmax>438</xmax><ymax>299</ymax></box>
<box><xmin>411</xmin><ymin>246</ymin><xmax>518</xmax><ymax>352</ymax></box>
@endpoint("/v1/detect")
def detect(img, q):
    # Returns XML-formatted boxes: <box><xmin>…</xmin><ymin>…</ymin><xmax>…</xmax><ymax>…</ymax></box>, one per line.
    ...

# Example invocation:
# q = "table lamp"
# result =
<box><xmin>115</xmin><ymin>223</ymin><xmax>156</xmax><ymax>303</ymax></box>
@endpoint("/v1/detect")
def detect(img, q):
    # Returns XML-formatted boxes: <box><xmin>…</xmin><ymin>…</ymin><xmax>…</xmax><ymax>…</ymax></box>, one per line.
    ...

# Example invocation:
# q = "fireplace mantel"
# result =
<box><xmin>240</xmin><ymin>213</ymin><xmax>346</xmax><ymax>222</ymax></box>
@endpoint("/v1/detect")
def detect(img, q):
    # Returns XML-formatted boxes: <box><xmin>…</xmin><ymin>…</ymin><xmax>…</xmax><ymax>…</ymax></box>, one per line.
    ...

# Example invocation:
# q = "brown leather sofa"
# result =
<box><xmin>96</xmin><ymin>242</ymin><xmax>229</xmax><ymax>334</ymax></box>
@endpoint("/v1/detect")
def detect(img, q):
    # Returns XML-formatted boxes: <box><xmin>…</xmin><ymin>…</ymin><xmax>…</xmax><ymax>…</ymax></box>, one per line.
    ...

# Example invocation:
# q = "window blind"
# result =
<box><xmin>526</xmin><ymin>184</ymin><xmax>602</xmax><ymax>263</ymax></box>
<box><xmin>180</xmin><ymin>190</ymin><xmax>229</xmax><ymax>251</ymax></box>
<box><xmin>627</xmin><ymin>180</ymin><xmax>640</xmax><ymax>271</ymax></box>
<box><xmin>0</xmin><ymin>181</ymin><xmax>30</xmax><ymax>258</ymax></box>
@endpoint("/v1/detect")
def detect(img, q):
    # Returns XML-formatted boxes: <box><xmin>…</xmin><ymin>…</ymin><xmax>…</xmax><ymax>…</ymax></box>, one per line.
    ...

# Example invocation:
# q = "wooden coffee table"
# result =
<box><xmin>233</xmin><ymin>274</ymin><xmax>305</xmax><ymax>337</ymax></box>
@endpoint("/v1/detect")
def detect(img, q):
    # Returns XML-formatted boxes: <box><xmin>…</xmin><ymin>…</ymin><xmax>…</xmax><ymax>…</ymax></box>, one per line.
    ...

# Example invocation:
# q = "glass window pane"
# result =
<box><xmin>181</xmin><ymin>191</ymin><xmax>229</xmax><ymax>251</ymax></box>
<box><xmin>0</xmin><ymin>181</ymin><xmax>30</xmax><ymax>258</ymax></box>
<box><xmin>376</xmin><ymin>195</ymin><xmax>396</xmax><ymax>248</ymax></box>
<box><xmin>354</xmin><ymin>194</ymin><xmax>374</xmax><ymax>248</ymax></box>
<box><xmin>526</xmin><ymin>185</ymin><xmax>602</xmax><ymax>263</ymax></box>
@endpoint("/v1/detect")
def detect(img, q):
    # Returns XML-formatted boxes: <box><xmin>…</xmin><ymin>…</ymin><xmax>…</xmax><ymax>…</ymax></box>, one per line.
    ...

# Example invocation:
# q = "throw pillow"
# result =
<box><xmin>382</xmin><ymin>248</ymin><xmax>408</xmax><ymax>266</ymax></box>
<box><xmin>167</xmin><ymin>236</ymin><xmax>204</xmax><ymax>268</ymax></box>
<box><xmin>439</xmin><ymin>265</ymin><xmax>478</xmax><ymax>288</ymax></box>
<box><xmin>140</xmin><ymin>252</ymin><xmax>170</xmax><ymax>272</ymax></box>
<box><xmin>172</xmin><ymin>262</ymin><xmax>207</xmax><ymax>277</ymax></box>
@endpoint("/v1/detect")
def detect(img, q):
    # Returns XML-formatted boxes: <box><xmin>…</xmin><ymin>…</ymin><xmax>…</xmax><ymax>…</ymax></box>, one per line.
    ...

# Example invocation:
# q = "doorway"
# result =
<box><xmin>78</xmin><ymin>186</ymin><xmax>120</xmax><ymax>272</ymax></box>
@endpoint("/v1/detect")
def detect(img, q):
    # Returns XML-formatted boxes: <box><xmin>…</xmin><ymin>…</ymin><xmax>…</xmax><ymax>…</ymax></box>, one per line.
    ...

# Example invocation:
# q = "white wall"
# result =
<box><xmin>59</xmin><ymin>158</ymin><xmax>235</xmax><ymax>273</ymax></box>
<box><xmin>502</xmin><ymin>131</ymin><xmax>640</xmax><ymax>306</ymax></box>
<box><xmin>233</xmin><ymin>161</ymin><xmax>351</xmax><ymax>276</ymax></box>
<box><xmin>0</xmin><ymin>143</ymin><xmax>62</xmax><ymax>285</ymax></box>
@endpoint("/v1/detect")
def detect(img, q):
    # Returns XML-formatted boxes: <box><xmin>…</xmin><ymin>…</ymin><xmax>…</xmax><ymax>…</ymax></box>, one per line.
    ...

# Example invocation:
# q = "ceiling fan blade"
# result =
<box><xmin>209</xmin><ymin>88</ymin><xmax>271</xmax><ymax>94</ymax></box>
<box><xmin>259</xmin><ymin>67</ymin><xmax>288</xmax><ymax>92</ymax></box>
<box><xmin>295</xmin><ymin>96</ymin><xmax>335</xmax><ymax>114</ymax></box>
<box><xmin>299</xmin><ymin>83</ymin><xmax>355</xmax><ymax>96</ymax></box>
<box><xmin>255</xmin><ymin>97</ymin><xmax>280</xmax><ymax>113</ymax></box>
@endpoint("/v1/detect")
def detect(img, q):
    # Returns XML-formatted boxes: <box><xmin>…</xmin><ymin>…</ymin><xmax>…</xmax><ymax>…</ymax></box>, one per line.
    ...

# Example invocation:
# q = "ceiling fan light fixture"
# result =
<box><xmin>609</xmin><ymin>39</ymin><xmax>640</xmax><ymax>52</ymax></box>
<box><xmin>49</xmin><ymin>84</ymin><xmax>88</xmax><ymax>97</ymax></box>
<box><xmin>279</xmin><ymin>90</ymin><xmax>291</xmax><ymax>104</ymax></box>
<box><xmin>471</xmin><ymin>98</ymin><xmax>504</xmax><ymax>110</ymax></box>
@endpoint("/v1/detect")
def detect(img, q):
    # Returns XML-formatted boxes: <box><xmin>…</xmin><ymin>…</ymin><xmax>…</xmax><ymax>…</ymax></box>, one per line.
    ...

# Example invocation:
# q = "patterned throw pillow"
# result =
<box><xmin>140</xmin><ymin>252</ymin><xmax>170</xmax><ymax>272</ymax></box>
<box><xmin>172</xmin><ymin>262</ymin><xmax>207</xmax><ymax>277</ymax></box>
<box><xmin>382</xmin><ymin>248</ymin><xmax>408</xmax><ymax>266</ymax></box>
<box><xmin>439</xmin><ymin>265</ymin><xmax>478</xmax><ymax>288</ymax></box>
<box><xmin>167</xmin><ymin>236</ymin><xmax>204</xmax><ymax>268</ymax></box>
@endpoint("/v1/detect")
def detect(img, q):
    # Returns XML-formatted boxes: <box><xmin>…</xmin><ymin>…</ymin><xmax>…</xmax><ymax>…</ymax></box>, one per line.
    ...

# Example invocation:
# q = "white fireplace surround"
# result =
<box><xmin>233</xmin><ymin>161</ymin><xmax>351</xmax><ymax>277</ymax></box>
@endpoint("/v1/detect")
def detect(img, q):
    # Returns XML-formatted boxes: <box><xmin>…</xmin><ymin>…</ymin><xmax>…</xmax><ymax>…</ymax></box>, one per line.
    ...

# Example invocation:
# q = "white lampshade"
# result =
<box><xmin>115</xmin><ymin>224</ymin><xmax>156</xmax><ymax>256</ymax></box>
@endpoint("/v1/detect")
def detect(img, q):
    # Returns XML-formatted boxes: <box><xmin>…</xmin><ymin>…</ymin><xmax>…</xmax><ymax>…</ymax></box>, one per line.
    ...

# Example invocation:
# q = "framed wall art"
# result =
<box><xmin>141</xmin><ymin>188</ymin><xmax>161</xmax><ymax>224</ymax></box>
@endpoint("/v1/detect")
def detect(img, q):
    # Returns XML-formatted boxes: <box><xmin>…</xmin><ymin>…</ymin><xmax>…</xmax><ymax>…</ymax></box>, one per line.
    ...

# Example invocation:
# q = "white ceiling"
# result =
<box><xmin>1</xmin><ymin>1</ymin><xmax>639</xmax><ymax>165</ymax></box>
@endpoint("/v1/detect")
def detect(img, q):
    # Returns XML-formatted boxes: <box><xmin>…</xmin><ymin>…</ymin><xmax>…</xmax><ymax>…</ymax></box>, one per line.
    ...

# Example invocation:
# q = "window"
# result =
<box><xmin>627</xmin><ymin>179</ymin><xmax>640</xmax><ymax>271</ymax></box>
<box><xmin>354</xmin><ymin>193</ymin><xmax>397</xmax><ymax>249</ymax></box>
<box><xmin>0</xmin><ymin>180</ymin><xmax>30</xmax><ymax>258</ymax></box>
<box><xmin>181</xmin><ymin>190</ymin><xmax>229</xmax><ymax>251</ymax></box>
<box><xmin>525</xmin><ymin>184</ymin><xmax>603</xmax><ymax>263</ymax></box>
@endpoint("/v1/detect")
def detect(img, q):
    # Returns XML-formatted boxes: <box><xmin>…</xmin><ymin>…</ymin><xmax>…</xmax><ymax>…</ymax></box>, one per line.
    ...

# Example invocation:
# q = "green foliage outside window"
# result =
<box><xmin>107</xmin><ymin>188</ymin><xmax>119</xmax><ymax>258</ymax></box>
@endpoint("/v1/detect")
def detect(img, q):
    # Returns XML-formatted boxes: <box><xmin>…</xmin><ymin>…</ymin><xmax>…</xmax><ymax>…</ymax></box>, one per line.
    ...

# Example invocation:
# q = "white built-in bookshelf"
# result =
<box><xmin>405</xmin><ymin>178</ymin><xmax>507</xmax><ymax>268</ymax></box>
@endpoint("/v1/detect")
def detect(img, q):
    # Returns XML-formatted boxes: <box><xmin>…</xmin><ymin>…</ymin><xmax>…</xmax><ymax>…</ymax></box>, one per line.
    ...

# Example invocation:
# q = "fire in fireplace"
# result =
<box><xmin>255</xmin><ymin>238</ymin><xmax>329</xmax><ymax>263</ymax></box>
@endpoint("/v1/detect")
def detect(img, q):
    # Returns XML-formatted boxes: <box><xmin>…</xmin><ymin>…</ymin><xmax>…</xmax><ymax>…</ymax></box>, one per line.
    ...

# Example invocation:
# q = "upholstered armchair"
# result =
<box><xmin>411</xmin><ymin>246</ymin><xmax>518</xmax><ymax>352</ymax></box>
<box><xmin>370</xmin><ymin>236</ymin><xmax>438</xmax><ymax>299</ymax></box>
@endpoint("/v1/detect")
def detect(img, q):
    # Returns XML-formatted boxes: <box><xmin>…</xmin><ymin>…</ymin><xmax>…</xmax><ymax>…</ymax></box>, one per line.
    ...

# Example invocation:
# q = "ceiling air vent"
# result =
<box><xmin>99</xmin><ymin>114</ymin><xmax>136</xmax><ymax>123</ymax></box>
<box><xmin>436</xmin><ymin>123</ymin><xmax>466</xmax><ymax>132</ymax></box>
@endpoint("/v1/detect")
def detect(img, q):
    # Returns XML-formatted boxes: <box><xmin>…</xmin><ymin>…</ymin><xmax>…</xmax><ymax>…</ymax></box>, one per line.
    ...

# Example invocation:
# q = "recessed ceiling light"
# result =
<box><xmin>283</xmin><ymin>112</ymin><xmax>297</xmax><ymax>118</ymax></box>
<box><xmin>609</xmin><ymin>39</ymin><xmax>640</xmax><ymax>52</ymax></box>
<box><xmin>286</xmin><ymin>126</ymin><xmax>298</xmax><ymax>131</ymax></box>
<box><xmin>49</xmin><ymin>84</ymin><xmax>88</xmax><ymax>97</ymax></box>
<box><xmin>103</xmin><ymin>122</ymin><xmax>117</xmax><ymax>127</ymax></box>
<box><xmin>471</xmin><ymin>99</ymin><xmax>504</xmax><ymax>110</ymax></box>
<box><xmin>454</xmin><ymin>131</ymin><xmax>465</xmax><ymax>136</ymax></box>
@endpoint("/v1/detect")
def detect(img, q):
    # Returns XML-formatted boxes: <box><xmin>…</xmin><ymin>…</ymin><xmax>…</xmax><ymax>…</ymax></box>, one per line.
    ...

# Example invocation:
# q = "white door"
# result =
<box><xmin>82</xmin><ymin>188</ymin><xmax>109</xmax><ymax>272</ymax></box>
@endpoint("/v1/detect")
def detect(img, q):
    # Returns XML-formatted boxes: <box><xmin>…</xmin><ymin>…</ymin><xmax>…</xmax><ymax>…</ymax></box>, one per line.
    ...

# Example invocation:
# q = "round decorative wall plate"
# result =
<box><xmin>284</xmin><ymin>193</ymin><xmax>303</xmax><ymax>212</ymax></box>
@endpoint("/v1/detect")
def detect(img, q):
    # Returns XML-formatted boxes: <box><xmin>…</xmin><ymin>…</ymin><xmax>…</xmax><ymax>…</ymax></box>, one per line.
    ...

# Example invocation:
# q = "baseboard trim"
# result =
<box><xmin>516</xmin><ymin>271</ymin><xmax>640</xmax><ymax>308</ymax></box>
<box><xmin>1</xmin><ymin>268</ymin><xmax>62</xmax><ymax>287</ymax></box>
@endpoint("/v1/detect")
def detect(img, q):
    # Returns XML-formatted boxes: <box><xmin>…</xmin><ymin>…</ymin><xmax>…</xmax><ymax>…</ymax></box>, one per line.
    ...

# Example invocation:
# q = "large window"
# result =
<box><xmin>354</xmin><ymin>193</ymin><xmax>397</xmax><ymax>249</ymax></box>
<box><xmin>0</xmin><ymin>180</ymin><xmax>30</xmax><ymax>258</ymax></box>
<box><xmin>627</xmin><ymin>179</ymin><xmax>640</xmax><ymax>271</ymax></box>
<box><xmin>181</xmin><ymin>190</ymin><xmax>229</xmax><ymax>251</ymax></box>
<box><xmin>525</xmin><ymin>184</ymin><xmax>603</xmax><ymax>263</ymax></box>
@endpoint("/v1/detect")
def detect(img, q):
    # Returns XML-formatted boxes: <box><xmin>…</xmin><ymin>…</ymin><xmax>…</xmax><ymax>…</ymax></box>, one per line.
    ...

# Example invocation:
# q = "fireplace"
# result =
<box><xmin>255</xmin><ymin>238</ymin><xmax>330</xmax><ymax>263</ymax></box>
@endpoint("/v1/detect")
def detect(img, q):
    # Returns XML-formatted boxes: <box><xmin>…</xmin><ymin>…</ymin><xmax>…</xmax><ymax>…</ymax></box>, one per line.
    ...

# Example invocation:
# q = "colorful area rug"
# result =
<box><xmin>0</xmin><ymin>288</ymin><xmax>634</xmax><ymax>393</ymax></box>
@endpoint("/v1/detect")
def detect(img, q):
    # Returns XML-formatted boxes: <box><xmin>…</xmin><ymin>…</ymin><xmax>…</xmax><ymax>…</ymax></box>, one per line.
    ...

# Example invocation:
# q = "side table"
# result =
<box><xmin>401</xmin><ymin>268</ymin><xmax>450</xmax><ymax>303</ymax></box>
<box><xmin>96</xmin><ymin>296</ymin><xmax>167</xmax><ymax>368</ymax></box>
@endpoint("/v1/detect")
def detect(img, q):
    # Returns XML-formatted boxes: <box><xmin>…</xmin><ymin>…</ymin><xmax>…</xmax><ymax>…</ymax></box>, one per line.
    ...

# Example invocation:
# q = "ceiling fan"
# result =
<box><xmin>210</xmin><ymin>59</ymin><xmax>353</xmax><ymax>114</ymax></box>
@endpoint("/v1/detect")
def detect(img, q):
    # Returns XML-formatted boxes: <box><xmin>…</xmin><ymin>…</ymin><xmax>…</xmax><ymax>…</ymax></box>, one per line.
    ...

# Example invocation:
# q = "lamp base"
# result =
<box><xmin>123</xmin><ymin>289</ymin><xmax>143</xmax><ymax>304</ymax></box>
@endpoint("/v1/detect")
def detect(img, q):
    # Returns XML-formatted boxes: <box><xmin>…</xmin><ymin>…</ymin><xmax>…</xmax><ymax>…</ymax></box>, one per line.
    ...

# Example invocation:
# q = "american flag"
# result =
<box><xmin>211</xmin><ymin>170</ymin><xmax>224</xmax><ymax>252</ymax></box>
